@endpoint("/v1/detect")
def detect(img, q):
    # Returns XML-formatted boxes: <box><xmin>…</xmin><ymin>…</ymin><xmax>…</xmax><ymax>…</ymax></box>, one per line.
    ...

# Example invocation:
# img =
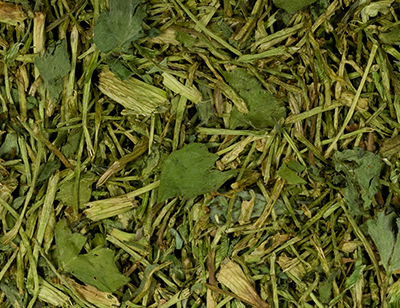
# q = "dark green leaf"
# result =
<box><xmin>37</xmin><ymin>160</ymin><xmax>61</xmax><ymax>183</ymax></box>
<box><xmin>34</xmin><ymin>40</ymin><xmax>71</xmax><ymax>100</ymax></box>
<box><xmin>61</xmin><ymin>129</ymin><xmax>82</xmax><ymax>159</ymax></box>
<box><xmin>333</xmin><ymin>148</ymin><xmax>382</xmax><ymax>215</ymax></box>
<box><xmin>390</xmin><ymin>219</ymin><xmax>400</xmax><ymax>272</ymax></box>
<box><xmin>55</xmin><ymin>219</ymin><xmax>86</xmax><ymax>268</ymax></box>
<box><xmin>319</xmin><ymin>270</ymin><xmax>339</xmax><ymax>304</ymax></box>
<box><xmin>148</xmin><ymin>28</ymin><xmax>162</xmax><ymax>38</ymax></box>
<box><xmin>0</xmin><ymin>283</ymin><xmax>24</xmax><ymax>308</ymax></box>
<box><xmin>56</xmin><ymin>171</ymin><xmax>97</xmax><ymax>209</ymax></box>
<box><xmin>288</xmin><ymin>160</ymin><xmax>306</xmax><ymax>173</ymax></box>
<box><xmin>106</xmin><ymin>56</ymin><xmax>133</xmax><ymax>80</ymax></box>
<box><xmin>169</xmin><ymin>228</ymin><xmax>183</xmax><ymax>250</ymax></box>
<box><xmin>0</xmin><ymin>133</ymin><xmax>19</xmax><ymax>159</ymax></box>
<box><xmin>224</xmin><ymin>68</ymin><xmax>286</xmax><ymax>129</ymax></box>
<box><xmin>93</xmin><ymin>0</ymin><xmax>147</xmax><ymax>53</ymax></box>
<box><xmin>273</xmin><ymin>0</ymin><xmax>317</xmax><ymax>14</ymax></box>
<box><xmin>209</xmin><ymin>191</ymin><xmax>267</xmax><ymax>226</ymax></box>
<box><xmin>157</xmin><ymin>143</ymin><xmax>236</xmax><ymax>202</ymax></box>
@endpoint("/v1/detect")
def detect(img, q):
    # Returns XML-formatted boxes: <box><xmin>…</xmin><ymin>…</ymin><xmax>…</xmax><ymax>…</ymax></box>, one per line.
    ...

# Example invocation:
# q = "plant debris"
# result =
<box><xmin>1</xmin><ymin>0</ymin><xmax>400</xmax><ymax>307</ymax></box>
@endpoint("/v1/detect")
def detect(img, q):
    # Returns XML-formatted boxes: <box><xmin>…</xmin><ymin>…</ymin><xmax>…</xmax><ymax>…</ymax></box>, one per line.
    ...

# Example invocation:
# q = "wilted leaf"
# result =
<box><xmin>93</xmin><ymin>0</ymin><xmax>146</xmax><ymax>53</ymax></box>
<box><xmin>157</xmin><ymin>143</ymin><xmax>236</xmax><ymax>202</ymax></box>
<box><xmin>333</xmin><ymin>148</ymin><xmax>382</xmax><ymax>215</ymax></box>
<box><xmin>388</xmin><ymin>279</ymin><xmax>400</xmax><ymax>308</ymax></box>
<box><xmin>224</xmin><ymin>68</ymin><xmax>286</xmax><ymax>129</ymax></box>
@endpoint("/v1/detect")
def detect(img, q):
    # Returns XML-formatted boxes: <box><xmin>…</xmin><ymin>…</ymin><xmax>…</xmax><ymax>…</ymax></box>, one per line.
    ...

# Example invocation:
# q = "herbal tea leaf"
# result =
<box><xmin>56</xmin><ymin>172</ymin><xmax>97</xmax><ymax>209</ymax></box>
<box><xmin>389</xmin><ymin>219</ymin><xmax>400</xmax><ymax>272</ymax></box>
<box><xmin>37</xmin><ymin>160</ymin><xmax>61</xmax><ymax>184</ymax></box>
<box><xmin>333</xmin><ymin>148</ymin><xmax>382</xmax><ymax>215</ymax></box>
<box><xmin>277</xmin><ymin>164</ymin><xmax>307</xmax><ymax>185</ymax></box>
<box><xmin>273</xmin><ymin>0</ymin><xmax>317</xmax><ymax>14</ymax></box>
<box><xmin>224</xmin><ymin>68</ymin><xmax>286</xmax><ymax>129</ymax></box>
<box><xmin>157</xmin><ymin>143</ymin><xmax>236</xmax><ymax>202</ymax></box>
<box><xmin>0</xmin><ymin>133</ymin><xmax>19</xmax><ymax>159</ymax></box>
<box><xmin>367</xmin><ymin>212</ymin><xmax>395</xmax><ymax>272</ymax></box>
<box><xmin>175</xmin><ymin>31</ymin><xmax>196</xmax><ymax>48</ymax></box>
<box><xmin>34</xmin><ymin>39</ymin><xmax>71</xmax><ymax>100</ymax></box>
<box><xmin>55</xmin><ymin>219</ymin><xmax>86</xmax><ymax>268</ymax></box>
<box><xmin>209</xmin><ymin>192</ymin><xmax>267</xmax><ymax>226</ymax></box>
<box><xmin>93</xmin><ymin>0</ymin><xmax>146</xmax><ymax>53</ymax></box>
<box><xmin>380</xmin><ymin>26</ymin><xmax>400</xmax><ymax>45</ymax></box>
<box><xmin>106</xmin><ymin>56</ymin><xmax>132</xmax><ymax>80</ymax></box>
<box><xmin>65</xmin><ymin>246</ymin><xmax>130</xmax><ymax>292</ymax></box>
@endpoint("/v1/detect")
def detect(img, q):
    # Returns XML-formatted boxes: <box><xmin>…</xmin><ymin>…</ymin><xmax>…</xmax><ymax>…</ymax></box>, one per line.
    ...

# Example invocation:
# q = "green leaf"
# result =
<box><xmin>175</xmin><ymin>31</ymin><xmax>196</xmax><ymax>48</ymax></box>
<box><xmin>55</xmin><ymin>219</ymin><xmax>86</xmax><ymax>268</ymax></box>
<box><xmin>93</xmin><ymin>0</ymin><xmax>147</xmax><ymax>53</ymax></box>
<box><xmin>157</xmin><ymin>143</ymin><xmax>236</xmax><ymax>202</ymax></box>
<box><xmin>34</xmin><ymin>39</ymin><xmax>71</xmax><ymax>100</ymax></box>
<box><xmin>209</xmin><ymin>191</ymin><xmax>268</xmax><ymax>226</ymax></box>
<box><xmin>106</xmin><ymin>56</ymin><xmax>133</xmax><ymax>80</ymax></box>
<box><xmin>224</xmin><ymin>68</ymin><xmax>286</xmax><ymax>129</ymax></box>
<box><xmin>287</xmin><ymin>160</ymin><xmax>305</xmax><ymax>173</ymax></box>
<box><xmin>380</xmin><ymin>26</ymin><xmax>400</xmax><ymax>45</ymax></box>
<box><xmin>0</xmin><ymin>133</ymin><xmax>19</xmax><ymax>159</ymax></box>
<box><xmin>56</xmin><ymin>171</ymin><xmax>97</xmax><ymax>209</ymax></box>
<box><xmin>37</xmin><ymin>160</ymin><xmax>61</xmax><ymax>184</ymax></box>
<box><xmin>215</xmin><ymin>235</ymin><xmax>229</xmax><ymax>269</ymax></box>
<box><xmin>277</xmin><ymin>164</ymin><xmax>307</xmax><ymax>185</ymax></box>
<box><xmin>390</xmin><ymin>219</ymin><xmax>400</xmax><ymax>272</ymax></box>
<box><xmin>333</xmin><ymin>148</ymin><xmax>382</xmax><ymax>215</ymax></box>
<box><xmin>61</xmin><ymin>129</ymin><xmax>82</xmax><ymax>159</ymax></box>
<box><xmin>65</xmin><ymin>246</ymin><xmax>130</xmax><ymax>292</ymax></box>
<box><xmin>319</xmin><ymin>270</ymin><xmax>339</xmax><ymax>304</ymax></box>
<box><xmin>344</xmin><ymin>262</ymin><xmax>365</xmax><ymax>290</ymax></box>
<box><xmin>169</xmin><ymin>228</ymin><xmax>183</xmax><ymax>250</ymax></box>
<box><xmin>273</xmin><ymin>0</ymin><xmax>317</xmax><ymax>14</ymax></box>
<box><xmin>367</xmin><ymin>212</ymin><xmax>395</xmax><ymax>272</ymax></box>
<box><xmin>0</xmin><ymin>283</ymin><xmax>24</xmax><ymax>308</ymax></box>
